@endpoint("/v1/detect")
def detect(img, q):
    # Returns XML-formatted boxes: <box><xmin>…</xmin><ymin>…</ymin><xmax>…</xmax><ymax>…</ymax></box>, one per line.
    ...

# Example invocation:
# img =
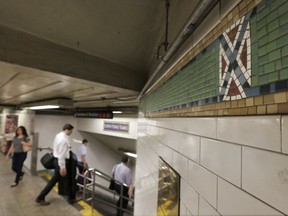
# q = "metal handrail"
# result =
<box><xmin>80</xmin><ymin>168</ymin><xmax>134</xmax><ymax>215</ymax></box>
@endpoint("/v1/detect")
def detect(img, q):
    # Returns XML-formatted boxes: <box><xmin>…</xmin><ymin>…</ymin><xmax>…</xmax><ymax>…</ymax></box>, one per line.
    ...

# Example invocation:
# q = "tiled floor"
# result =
<box><xmin>0</xmin><ymin>153</ymin><xmax>82</xmax><ymax>216</ymax></box>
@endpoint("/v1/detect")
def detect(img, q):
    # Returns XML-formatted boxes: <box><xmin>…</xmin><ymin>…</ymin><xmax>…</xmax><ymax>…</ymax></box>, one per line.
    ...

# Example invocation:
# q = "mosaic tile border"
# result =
<box><xmin>149</xmin><ymin>79</ymin><xmax>288</xmax><ymax>114</ymax></box>
<box><xmin>146</xmin><ymin>90</ymin><xmax>288</xmax><ymax>118</ymax></box>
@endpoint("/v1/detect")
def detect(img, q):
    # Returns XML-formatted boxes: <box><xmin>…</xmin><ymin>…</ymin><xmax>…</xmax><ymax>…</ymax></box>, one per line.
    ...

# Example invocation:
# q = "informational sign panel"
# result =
<box><xmin>103</xmin><ymin>121</ymin><xmax>129</xmax><ymax>133</ymax></box>
<box><xmin>74</xmin><ymin>111</ymin><xmax>113</xmax><ymax>119</ymax></box>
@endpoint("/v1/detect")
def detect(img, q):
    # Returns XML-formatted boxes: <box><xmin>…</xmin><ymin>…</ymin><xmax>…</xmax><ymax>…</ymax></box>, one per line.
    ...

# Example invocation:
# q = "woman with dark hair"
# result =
<box><xmin>6</xmin><ymin>126</ymin><xmax>32</xmax><ymax>187</ymax></box>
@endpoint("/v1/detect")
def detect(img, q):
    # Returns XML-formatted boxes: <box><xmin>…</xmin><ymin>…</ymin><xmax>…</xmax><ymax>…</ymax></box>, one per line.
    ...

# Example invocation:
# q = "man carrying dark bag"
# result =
<box><xmin>36</xmin><ymin>124</ymin><xmax>78</xmax><ymax>205</ymax></box>
<box><xmin>112</xmin><ymin>155</ymin><xmax>134</xmax><ymax>216</ymax></box>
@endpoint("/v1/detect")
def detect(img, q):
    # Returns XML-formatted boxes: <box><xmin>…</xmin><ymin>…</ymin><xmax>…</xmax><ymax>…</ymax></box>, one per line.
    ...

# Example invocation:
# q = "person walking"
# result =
<box><xmin>76</xmin><ymin>139</ymin><xmax>89</xmax><ymax>185</ymax></box>
<box><xmin>36</xmin><ymin>124</ymin><xmax>77</xmax><ymax>206</ymax></box>
<box><xmin>6</xmin><ymin>126</ymin><xmax>32</xmax><ymax>187</ymax></box>
<box><xmin>112</xmin><ymin>155</ymin><xmax>134</xmax><ymax>216</ymax></box>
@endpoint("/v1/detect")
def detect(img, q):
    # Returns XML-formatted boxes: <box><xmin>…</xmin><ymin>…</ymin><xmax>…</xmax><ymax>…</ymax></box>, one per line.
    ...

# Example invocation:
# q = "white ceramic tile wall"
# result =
<box><xmin>173</xmin><ymin>151</ymin><xmax>189</xmax><ymax>181</ymax></box>
<box><xmin>188</xmin><ymin>117</ymin><xmax>217</xmax><ymax>138</ymax></box>
<box><xmin>217</xmin><ymin>116</ymin><xmax>281</xmax><ymax>152</ymax></box>
<box><xmin>157</xmin><ymin>128</ymin><xmax>170</xmax><ymax>147</ymax></box>
<box><xmin>165</xmin><ymin>129</ymin><xmax>181</xmax><ymax>151</ymax></box>
<box><xmin>242</xmin><ymin>147</ymin><xmax>288</xmax><ymax>215</ymax></box>
<box><xmin>135</xmin><ymin>116</ymin><xmax>288</xmax><ymax>215</ymax></box>
<box><xmin>218</xmin><ymin>178</ymin><xmax>283</xmax><ymax>215</ymax></box>
<box><xmin>178</xmin><ymin>133</ymin><xmax>200</xmax><ymax>163</ymax></box>
<box><xmin>200</xmin><ymin>138</ymin><xmax>241</xmax><ymax>186</ymax></box>
<box><xmin>199</xmin><ymin>196</ymin><xmax>220</xmax><ymax>216</ymax></box>
<box><xmin>188</xmin><ymin>160</ymin><xmax>218</xmax><ymax>208</ymax></box>
<box><xmin>282</xmin><ymin>116</ymin><xmax>288</xmax><ymax>154</ymax></box>
<box><xmin>157</xmin><ymin>143</ymin><xmax>173</xmax><ymax>164</ymax></box>
<box><xmin>181</xmin><ymin>179</ymin><xmax>199</xmax><ymax>216</ymax></box>
<box><xmin>180</xmin><ymin>203</ymin><xmax>186</xmax><ymax>216</ymax></box>
<box><xmin>172</xmin><ymin>118</ymin><xmax>190</xmax><ymax>132</ymax></box>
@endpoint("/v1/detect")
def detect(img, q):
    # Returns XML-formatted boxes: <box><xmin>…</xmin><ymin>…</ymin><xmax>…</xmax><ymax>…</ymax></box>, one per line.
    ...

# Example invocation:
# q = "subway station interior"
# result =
<box><xmin>0</xmin><ymin>0</ymin><xmax>288</xmax><ymax>215</ymax></box>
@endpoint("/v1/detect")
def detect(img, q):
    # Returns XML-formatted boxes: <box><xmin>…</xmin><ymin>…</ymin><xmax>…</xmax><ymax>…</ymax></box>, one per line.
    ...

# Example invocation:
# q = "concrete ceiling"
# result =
<box><xmin>0</xmin><ymin>0</ymin><xmax>201</xmax><ymax>112</ymax></box>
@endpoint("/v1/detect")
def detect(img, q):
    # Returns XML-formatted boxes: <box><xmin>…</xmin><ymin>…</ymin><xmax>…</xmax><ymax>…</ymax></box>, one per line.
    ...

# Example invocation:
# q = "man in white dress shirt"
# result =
<box><xmin>36</xmin><ymin>124</ymin><xmax>76</xmax><ymax>206</ymax></box>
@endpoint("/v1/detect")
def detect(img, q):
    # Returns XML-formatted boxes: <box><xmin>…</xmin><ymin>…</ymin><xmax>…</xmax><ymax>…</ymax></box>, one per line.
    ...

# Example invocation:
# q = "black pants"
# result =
<box><xmin>37</xmin><ymin>158</ymin><xmax>76</xmax><ymax>201</ymax></box>
<box><xmin>76</xmin><ymin>162</ymin><xmax>90</xmax><ymax>185</ymax></box>
<box><xmin>115</xmin><ymin>183</ymin><xmax>129</xmax><ymax>216</ymax></box>
<box><xmin>12</xmin><ymin>152</ymin><xmax>27</xmax><ymax>184</ymax></box>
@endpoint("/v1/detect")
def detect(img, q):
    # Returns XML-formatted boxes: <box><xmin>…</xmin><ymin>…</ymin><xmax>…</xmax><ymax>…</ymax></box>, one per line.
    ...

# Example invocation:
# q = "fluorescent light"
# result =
<box><xmin>72</xmin><ymin>139</ymin><xmax>82</xmax><ymax>143</ymax></box>
<box><xmin>28</xmin><ymin>105</ymin><xmax>60</xmax><ymax>110</ymax></box>
<box><xmin>113</xmin><ymin>111</ymin><xmax>122</xmax><ymax>114</ymax></box>
<box><xmin>124</xmin><ymin>152</ymin><xmax>137</xmax><ymax>158</ymax></box>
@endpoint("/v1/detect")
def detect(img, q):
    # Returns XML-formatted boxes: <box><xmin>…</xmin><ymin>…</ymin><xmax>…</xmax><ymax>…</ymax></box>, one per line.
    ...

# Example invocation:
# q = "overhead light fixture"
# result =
<box><xmin>72</xmin><ymin>138</ymin><xmax>82</xmax><ymax>143</ymax></box>
<box><xmin>28</xmin><ymin>105</ymin><xmax>60</xmax><ymax>110</ymax></box>
<box><xmin>113</xmin><ymin>111</ymin><xmax>122</xmax><ymax>114</ymax></box>
<box><xmin>20</xmin><ymin>98</ymin><xmax>73</xmax><ymax>110</ymax></box>
<box><xmin>124</xmin><ymin>152</ymin><xmax>137</xmax><ymax>158</ymax></box>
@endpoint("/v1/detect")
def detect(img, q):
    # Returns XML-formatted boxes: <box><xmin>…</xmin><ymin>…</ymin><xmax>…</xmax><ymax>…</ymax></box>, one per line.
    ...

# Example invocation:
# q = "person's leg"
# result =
<box><xmin>115</xmin><ymin>184</ymin><xmax>129</xmax><ymax>216</ymax></box>
<box><xmin>14</xmin><ymin>153</ymin><xmax>27</xmax><ymax>184</ymax></box>
<box><xmin>36</xmin><ymin>159</ymin><xmax>60</xmax><ymax>201</ymax></box>
<box><xmin>115</xmin><ymin>184</ymin><xmax>122</xmax><ymax>216</ymax></box>
<box><xmin>67</xmin><ymin>156</ymin><xmax>77</xmax><ymax>202</ymax></box>
<box><xmin>11</xmin><ymin>153</ymin><xmax>18</xmax><ymax>173</ymax></box>
<box><xmin>121</xmin><ymin>186</ymin><xmax>129</xmax><ymax>210</ymax></box>
<box><xmin>76</xmin><ymin>162</ymin><xmax>84</xmax><ymax>185</ymax></box>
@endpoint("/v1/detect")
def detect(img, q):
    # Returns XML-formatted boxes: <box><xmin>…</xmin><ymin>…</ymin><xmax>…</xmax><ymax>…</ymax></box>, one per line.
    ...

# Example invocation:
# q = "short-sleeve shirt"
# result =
<box><xmin>13</xmin><ymin>137</ymin><xmax>30</xmax><ymax>153</ymax></box>
<box><xmin>76</xmin><ymin>145</ymin><xmax>87</xmax><ymax>162</ymax></box>
<box><xmin>112</xmin><ymin>162</ymin><xmax>132</xmax><ymax>186</ymax></box>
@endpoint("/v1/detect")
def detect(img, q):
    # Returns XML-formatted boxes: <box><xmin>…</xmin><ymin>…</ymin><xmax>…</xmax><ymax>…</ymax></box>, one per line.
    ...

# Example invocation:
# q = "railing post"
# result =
<box><xmin>120</xmin><ymin>183</ymin><xmax>123</xmax><ymax>215</ymax></box>
<box><xmin>91</xmin><ymin>168</ymin><xmax>96</xmax><ymax>213</ymax></box>
<box><xmin>83</xmin><ymin>169</ymin><xmax>87</xmax><ymax>201</ymax></box>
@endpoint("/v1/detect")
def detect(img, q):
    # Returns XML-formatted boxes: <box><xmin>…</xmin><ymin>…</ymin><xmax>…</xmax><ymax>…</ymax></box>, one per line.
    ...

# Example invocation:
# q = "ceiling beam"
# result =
<box><xmin>0</xmin><ymin>24</ymin><xmax>146</xmax><ymax>92</ymax></box>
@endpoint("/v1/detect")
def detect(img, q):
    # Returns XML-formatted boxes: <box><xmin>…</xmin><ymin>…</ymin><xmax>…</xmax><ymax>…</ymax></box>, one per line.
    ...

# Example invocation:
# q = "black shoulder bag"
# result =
<box><xmin>109</xmin><ymin>165</ymin><xmax>118</xmax><ymax>190</ymax></box>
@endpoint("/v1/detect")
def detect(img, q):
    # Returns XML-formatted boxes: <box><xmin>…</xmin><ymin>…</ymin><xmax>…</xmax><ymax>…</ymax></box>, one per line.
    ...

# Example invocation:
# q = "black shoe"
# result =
<box><xmin>10</xmin><ymin>182</ymin><xmax>18</xmax><ymax>187</ymax></box>
<box><xmin>19</xmin><ymin>172</ymin><xmax>25</xmax><ymax>181</ymax></box>
<box><xmin>35</xmin><ymin>199</ymin><xmax>50</xmax><ymax>206</ymax></box>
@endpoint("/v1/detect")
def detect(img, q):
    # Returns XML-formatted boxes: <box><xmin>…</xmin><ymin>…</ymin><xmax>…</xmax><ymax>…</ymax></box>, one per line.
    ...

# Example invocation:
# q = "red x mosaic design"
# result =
<box><xmin>219</xmin><ymin>12</ymin><xmax>252</xmax><ymax>101</ymax></box>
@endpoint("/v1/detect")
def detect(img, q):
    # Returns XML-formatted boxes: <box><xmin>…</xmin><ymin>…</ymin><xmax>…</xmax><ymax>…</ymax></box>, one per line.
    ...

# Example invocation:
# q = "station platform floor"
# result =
<box><xmin>0</xmin><ymin>153</ymin><xmax>100</xmax><ymax>216</ymax></box>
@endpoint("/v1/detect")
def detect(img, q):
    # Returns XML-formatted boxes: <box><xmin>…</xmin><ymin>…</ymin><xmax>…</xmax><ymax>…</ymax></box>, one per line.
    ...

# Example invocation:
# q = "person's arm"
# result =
<box><xmin>81</xmin><ymin>154</ymin><xmax>87</xmax><ymax>169</ymax></box>
<box><xmin>57</xmin><ymin>139</ymin><xmax>69</xmax><ymax>176</ymax></box>
<box><xmin>6</xmin><ymin>143</ymin><xmax>14</xmax><ymax>160</ymax></box>
<box><xmin>21</xmin><ymin>137</ymin><xmax>32</xmax><ymax>147</ymax></box>
<box><xmin>81</xmin><ymin>145</ymin><xmax>87</xmax><ymax>169</ymax></box>
<box><xmin>126</xmin><ymin>170</ymin><xmax>133</xmax><ymax>198</ymax></box>
<box><xmin>128</xmin><ymin>185</ymin><xmax>134</xmax><ymax>198</ymax></box>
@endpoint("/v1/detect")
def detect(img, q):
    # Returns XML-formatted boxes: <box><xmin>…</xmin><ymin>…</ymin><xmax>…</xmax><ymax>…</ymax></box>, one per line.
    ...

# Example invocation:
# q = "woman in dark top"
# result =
<box><xmin>6</xmin><ymin>126</ymin><xmax>32</xmax><ymax>187</ymax></box>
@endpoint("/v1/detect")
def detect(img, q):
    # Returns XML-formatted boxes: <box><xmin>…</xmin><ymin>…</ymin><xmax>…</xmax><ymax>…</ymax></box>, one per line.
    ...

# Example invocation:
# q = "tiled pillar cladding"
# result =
<box><xmin>136</xmin><ymin>0</ymin><xmax>288</xmax><ymax>215</ymax></box>
<box><xmin>135</xmin><ymin>116</ymin><xmax>288</xmax><ymax>215</ymax></box>
<box><xmin>142</xmin><ymin>0</ymin><xmax>288</xmax><ymax>117</ymax></box>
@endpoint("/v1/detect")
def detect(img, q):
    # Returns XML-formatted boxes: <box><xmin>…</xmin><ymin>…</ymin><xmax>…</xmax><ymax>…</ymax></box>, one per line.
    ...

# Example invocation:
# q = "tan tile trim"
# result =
<box><xmin>145</xmin><ymin>91</ymin><xmax>288</xmax><ymax>118</ymax></box>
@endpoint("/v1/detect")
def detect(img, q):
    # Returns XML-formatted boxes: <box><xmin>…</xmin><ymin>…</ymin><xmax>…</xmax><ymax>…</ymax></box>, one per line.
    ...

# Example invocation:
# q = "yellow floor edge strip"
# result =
<box><xmin>78</xmin><ymin>200</ymin><xmax>103</xmax><ymax>216</ymax></box>
<box><xmin>38</xmin><ymin>171</ymin><xmax>103</xmax><ymax>216</ymax></box>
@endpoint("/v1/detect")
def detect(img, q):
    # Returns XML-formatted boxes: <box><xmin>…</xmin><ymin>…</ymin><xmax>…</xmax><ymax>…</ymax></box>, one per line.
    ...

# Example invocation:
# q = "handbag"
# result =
<box><xmin>22</xmin><ymin>144</ymin><xmax>32</xmax><ymax>152</ymax></box>
<box><xmin>109</xmin><ymin>178</ymin><xmax>115</xmax><ymax>190</ymax></box>
<box><xmin>40</xmin><ymin>152</ymin><xmax>55</xmax><ymax>169</ymax></box>
<box><xmin>109</xmin><ymin>164</ymin><xmax>118</xmax><ymax>190</ymax></box>
<box><xmin>22</xmin><ymin>137</ymin><xmax>32</xmax><ymax>152</ymax></box>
